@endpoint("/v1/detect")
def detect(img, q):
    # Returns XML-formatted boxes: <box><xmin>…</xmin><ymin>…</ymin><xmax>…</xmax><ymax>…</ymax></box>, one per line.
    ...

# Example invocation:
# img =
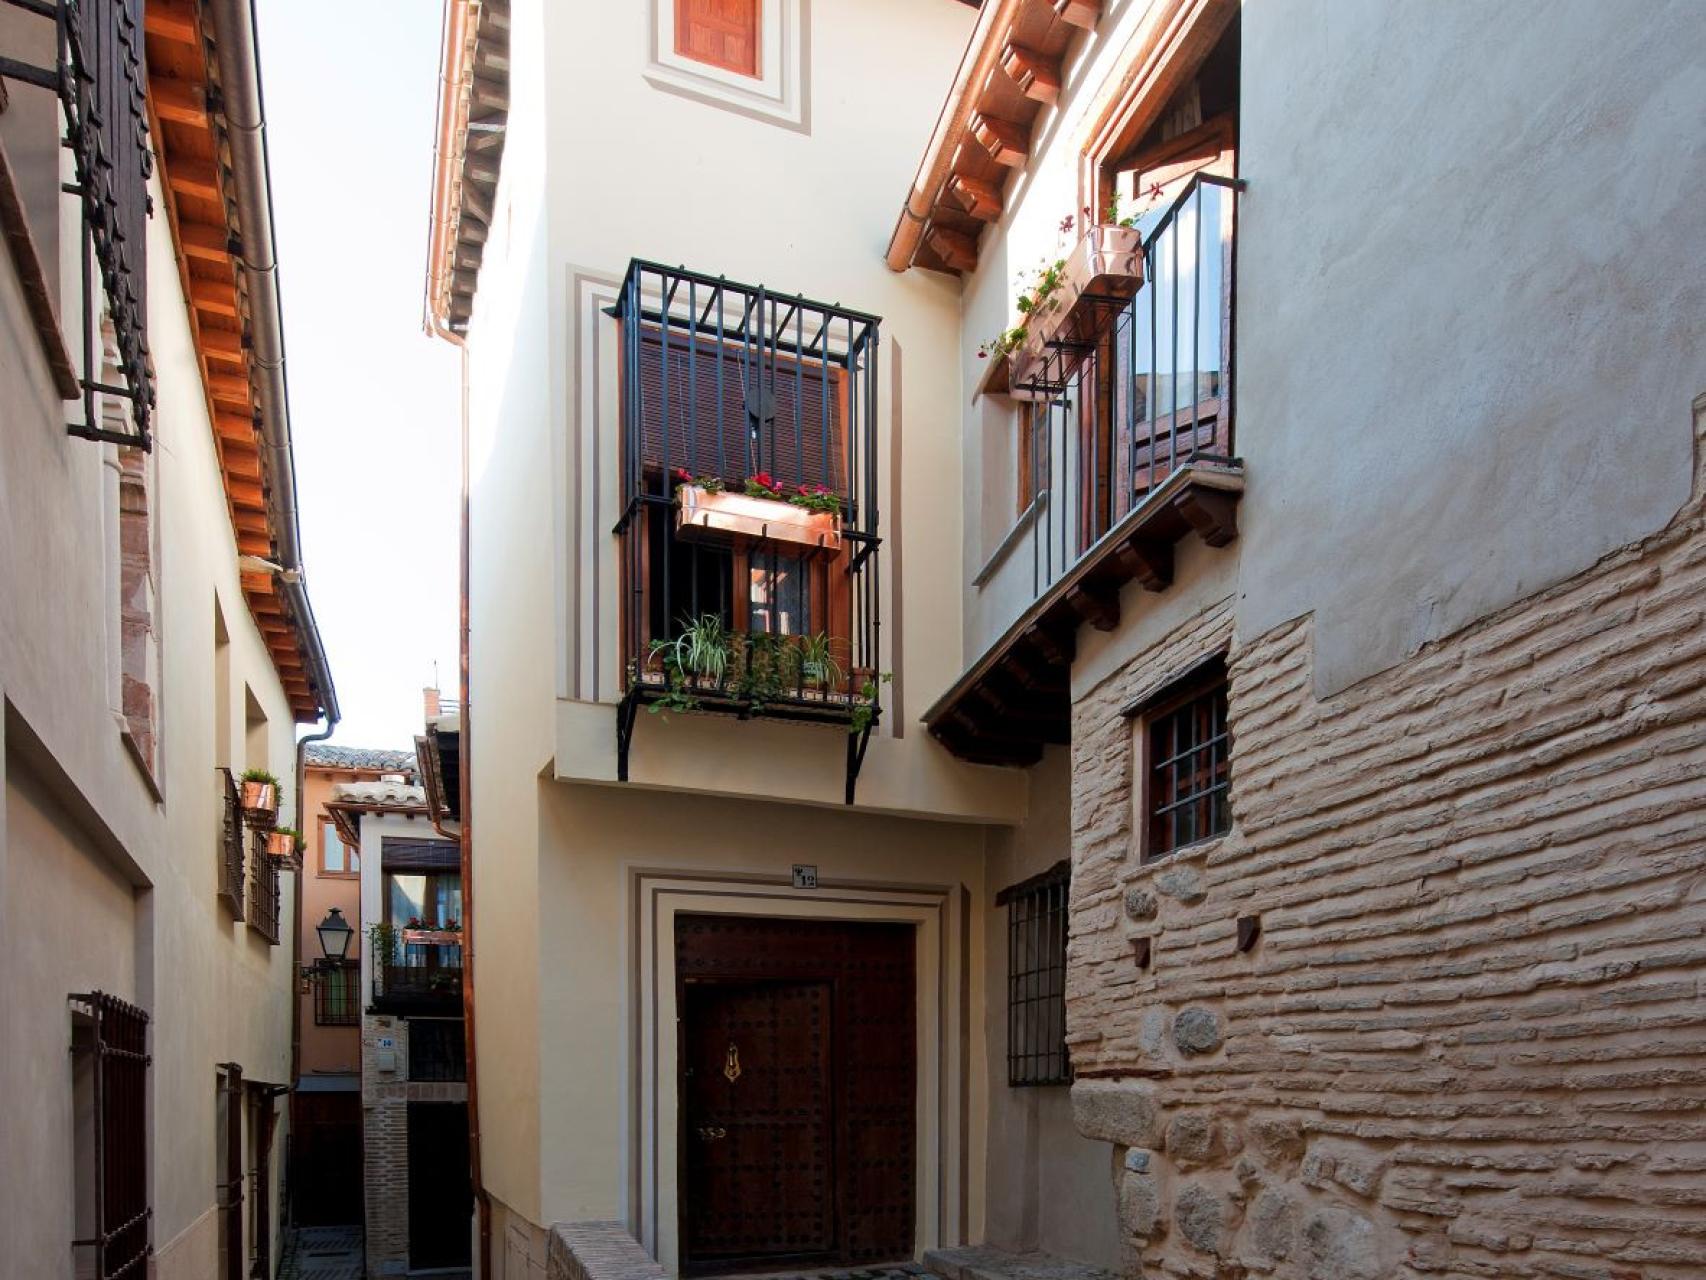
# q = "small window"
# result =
<box><xmin>71</xmin><ymin>993</ymin><xmax>151</xmax><ymax>1280</ymax></box>
<box><xmin>321</xmin><ymin>820</ymin><xmax>358</xmax><ymax>876</ymax></box>
<box><xmin>409</xmin><ymin>1019</ymin><xmax>467</xmax><ymax>1083</ymax></box>
<box><xmin>1017</xmin><ymin>403</ymin><xmax>1052</xmax><ymax>516</ymax></box>
<box><xmin>314</xmin><ymin>962</ymin><xmax>359</xmax><ymax>1027</ymax></box>
<box><xmin>1143</xmin><ymin>662</ymin><xmax>1231</xmax><ymax>859</ymax></box>
<box><xmin>749</xmin><ymin>548</ymin><xmax>810</xmax><ymax>635</ymax></box>
<box><xmin>674</xmin><ymin>0</ymin><xmax>760</xmax><ymax>78</ymax></box>
<box><xmin>997</xmin><ymin>861</ymin><xmax>1071</xmax><ymax>1087</ymax></box>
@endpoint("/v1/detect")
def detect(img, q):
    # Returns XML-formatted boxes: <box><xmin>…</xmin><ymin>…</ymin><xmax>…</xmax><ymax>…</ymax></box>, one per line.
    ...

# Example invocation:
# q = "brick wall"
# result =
<box><xmin>1065</xmin><ymin>400</ymin><xmax>1706</xmax><ymax>1278</ymax></box>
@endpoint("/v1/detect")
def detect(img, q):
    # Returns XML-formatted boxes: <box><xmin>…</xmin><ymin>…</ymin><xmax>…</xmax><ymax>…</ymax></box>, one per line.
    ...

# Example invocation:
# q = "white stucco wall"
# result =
<box><xmin>0</xmin><ymin>153</ymin><xmax>303</xmax><ymax>1279</ymax></box>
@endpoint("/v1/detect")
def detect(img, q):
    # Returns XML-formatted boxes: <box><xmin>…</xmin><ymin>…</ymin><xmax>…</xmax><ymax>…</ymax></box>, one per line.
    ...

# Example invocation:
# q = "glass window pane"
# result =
<box><xmin>388</xmin><ymin>873</ymin><xmax>428</xmax><ymax>926</ymax></box>
<box><xmin>749</xmin><ymin>550</ymin><xmax>809</xmax><ymax>635</ymax></box>
<box><xmin>322</xmin><ymin>821</ymin><xmax>343</xmax><ymax>873</ymax></box>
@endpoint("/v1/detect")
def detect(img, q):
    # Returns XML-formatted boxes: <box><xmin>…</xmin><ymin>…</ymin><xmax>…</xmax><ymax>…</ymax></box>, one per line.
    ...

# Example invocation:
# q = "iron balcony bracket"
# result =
<box><xmin>615</xmin><ymin>690</ymin><xmax>641</xmax><ymax>783</ymax></box>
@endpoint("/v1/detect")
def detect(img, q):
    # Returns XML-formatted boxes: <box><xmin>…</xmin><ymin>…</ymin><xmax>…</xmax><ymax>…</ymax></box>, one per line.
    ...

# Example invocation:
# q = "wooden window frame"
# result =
<box><xmin>1134</xmin><ymin>656</ymin><xmax>1231</xmax><ymax>862</ymax></box>
<box><xmin>996</xmin><ymin>861</ymin><xmax>1073</xmax><ymax>1088</ymax></box>
<box><xmin>318</xmin><ymin>817</ymin><xmax>359</xmax><ymax>880</ymax></box>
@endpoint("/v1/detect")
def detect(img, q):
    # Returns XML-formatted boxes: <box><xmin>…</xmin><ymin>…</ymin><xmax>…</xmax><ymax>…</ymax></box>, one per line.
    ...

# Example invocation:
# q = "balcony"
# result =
<box><xmin>927</xmin><ymin>175</ymin><xmax>1245</xmax><ymax>765</ymax></box>
<box><xmin>611</xmin><ymin>261</ymin><xmax>885</xmax><ymax>802</ymax></box>
<box><xmin>217</xmin><ymin>770</ymin><xmax>246</xmax><ymax>920</ymax></box>
<box><xmin>371</xmin><ymin>934</ymin><xmax>463</xmax><ymax>1015</ymax></box>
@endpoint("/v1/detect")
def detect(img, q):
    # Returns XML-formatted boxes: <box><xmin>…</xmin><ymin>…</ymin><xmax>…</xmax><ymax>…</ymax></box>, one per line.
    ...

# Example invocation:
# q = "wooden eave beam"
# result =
<box><xmin>947</xmin><ymin>172</ymin><xmax>1004</xmax><ymax>223</ymax></box>
<box><xmin>143</xmin><ymin>0</ymin><xmax>199</xmax><ymax>45</ymax></box>
<box><xmin>151</xmin><ymin>79</ymin><xmax>207</xmax><ymax>126</ymax></box>
<box><xmin>1001</xmin><ymin>43</ymin><xmax>1062</xmax><ymax>105</ymax></box>
<box><xmin>926</xmin><ymin>225</ymin><xmax>980</xmax><ymax>273</ymax></box>
<box><xmin>1053</xmin><ymin>0</ymin><xmax>1102</xmax><ymax>30</ymax></box>
<box><xmin>972</xmin><ymin>114</ymin><xmax>1031</xmax><ymax>168</ymax></box>
<box><xmin>167</xmin><ymin>158</ymin><xmax>221</xmax><ymax>201</ymax></box>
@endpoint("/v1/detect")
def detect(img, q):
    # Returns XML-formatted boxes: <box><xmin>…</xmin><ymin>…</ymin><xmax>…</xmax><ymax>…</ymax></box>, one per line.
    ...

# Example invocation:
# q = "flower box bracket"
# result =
<box><xmin>1008</xmin><ymin>223</ymin><xmax>1146</xmax><ymax>395</ymax></box>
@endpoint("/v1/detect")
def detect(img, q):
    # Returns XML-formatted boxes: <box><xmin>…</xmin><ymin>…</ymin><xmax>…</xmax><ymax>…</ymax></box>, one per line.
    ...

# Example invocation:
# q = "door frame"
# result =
<box><xmin>630</xmin><ymin>872</ymin><xmax>967</xmax><ymax>1275</ymax></box>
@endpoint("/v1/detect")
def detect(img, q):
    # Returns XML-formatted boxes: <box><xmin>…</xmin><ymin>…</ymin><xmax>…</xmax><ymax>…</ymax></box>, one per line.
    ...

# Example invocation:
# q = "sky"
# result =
<box><xmin>257</xmin><ymin>1</ymin><xmax>462</xmax><ymax>752</ymax></box>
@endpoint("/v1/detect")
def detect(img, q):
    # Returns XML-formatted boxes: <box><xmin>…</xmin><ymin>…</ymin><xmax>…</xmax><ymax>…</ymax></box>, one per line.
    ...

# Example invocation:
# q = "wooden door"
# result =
<box><xmin>291</xmin><ymin>1093</ymin><xmax>363</xmax><ymax>1227</ymax></box>
<box><xmin>677</xmin><ymin>915</ymin><xmax>916</xmax><ymax>1271</ymax></box>
<box><xmin>406</xmin><ymin>1102</ymin><xmax>472</xmax><ymax>1270</ymax></box>
<box><xmin>682</xmin><ymin>981</ymin><xmax>835</xmax><ymax>1263</ymax></box>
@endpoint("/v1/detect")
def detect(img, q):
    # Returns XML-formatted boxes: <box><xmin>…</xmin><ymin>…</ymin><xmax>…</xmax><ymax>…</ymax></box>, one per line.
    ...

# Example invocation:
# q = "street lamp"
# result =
<box><xmin>315</xmin><ymin>907</ymin><xmax>355</xmax><ymax>964</ymax></box>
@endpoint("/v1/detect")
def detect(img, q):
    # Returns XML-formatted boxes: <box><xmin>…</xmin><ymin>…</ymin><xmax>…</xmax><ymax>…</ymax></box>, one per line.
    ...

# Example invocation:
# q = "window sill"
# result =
<box><xmin>1138</xmin><ymin>832</ymin><xmax>1227</xmax><ymax>872</ymax></box>
<box><xmin>973</xmin><ymin>491</ymin><xmax>1048</xmax><ymax>588</ymax></box>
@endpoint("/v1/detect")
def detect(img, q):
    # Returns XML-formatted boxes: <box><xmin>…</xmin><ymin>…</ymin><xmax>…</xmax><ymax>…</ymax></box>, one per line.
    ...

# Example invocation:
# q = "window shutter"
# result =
<box><xmin>674</xmin><ymin>0</ymin><xmax>760</xmax><ymax>78</ymax></box>
<box><xmin>636</xmin><ymin>328</ymin><xmax>844</xmax><ymax>494</ymax></box>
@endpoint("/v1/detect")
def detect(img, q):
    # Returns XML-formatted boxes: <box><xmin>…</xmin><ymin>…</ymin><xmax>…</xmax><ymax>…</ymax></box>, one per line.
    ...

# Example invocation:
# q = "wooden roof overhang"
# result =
<box><xmin>887</xmin><ymin>0</ymin><xmax>1236</xmax><ymax>277</ymax></box>
<box><xmin>142</xmin><ymin>0</ymin><xmax>328</xmax><ymax>721</ymax></box>
<box><xmin>888</xmin><ymin>0</ymin><xmax>1099</xmax><ymax>275</ymax></box>
<box><xmin>426</xmin><ymin>0</ymin><xmax>510</xmax><ymax>334</ymax></box>
<box><xmin>923</xmin><ymin>462</ymin><xmax>1242</xmax><ymax>765</ymax></box>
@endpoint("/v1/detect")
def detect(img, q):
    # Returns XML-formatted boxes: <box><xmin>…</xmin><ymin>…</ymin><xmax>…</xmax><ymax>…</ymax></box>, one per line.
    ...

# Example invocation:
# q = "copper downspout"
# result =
<box><xmin>883</xmin><ymin>0</ymin><xmax>1021</xmax><ymax>271</ymax></box>
<box><xmin>286</xmin><ymin>718</ymin><xmax>336</xmax><ymax>1224</ymax></box>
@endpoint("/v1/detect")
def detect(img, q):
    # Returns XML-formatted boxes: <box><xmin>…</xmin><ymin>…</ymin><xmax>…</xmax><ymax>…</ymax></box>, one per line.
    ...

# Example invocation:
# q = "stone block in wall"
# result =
<box><xmin>548</xmin><ymin>1221</ymin><xmax>667</xmax><ymax>1280</ymax></box>
<box><xmin>1072</xmin><ymin>1079</ymin><xmax>1161</xmax><ymax>1147</ymax></box>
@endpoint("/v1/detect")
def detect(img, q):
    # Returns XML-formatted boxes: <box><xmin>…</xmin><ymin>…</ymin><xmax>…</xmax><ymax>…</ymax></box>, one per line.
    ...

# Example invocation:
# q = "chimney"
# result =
<box><xmin>423</xmin><ymin>686</ymin><xmax>441</xmax><ymax>720</ymax></box>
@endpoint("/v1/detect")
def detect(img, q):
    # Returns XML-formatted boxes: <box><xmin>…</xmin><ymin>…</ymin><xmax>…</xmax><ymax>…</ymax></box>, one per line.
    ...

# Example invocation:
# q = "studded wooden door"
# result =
<box><xmin>677</xmin><ymin>915</ymin><xmax>916</xmax><ymax>1272</ymax></box>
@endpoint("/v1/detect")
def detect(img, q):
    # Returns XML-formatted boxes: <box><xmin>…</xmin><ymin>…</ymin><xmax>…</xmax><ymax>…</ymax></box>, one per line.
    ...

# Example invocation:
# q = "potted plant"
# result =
<box><xmin>265</xmin><ymin>826</ymin><xmax>303</xmax><ymax>859</ymax></box>
<box><xmin>240</xmin><ymin>769</ymin><xmax>281</xmax><ymax>829</ymax></box>
<box><xmin>799</xmin><ymin>633</ymin><xmax>844</xmax><ymax>701</ymax></box>
<box><xmin>368</xmin><ymin>920</ymin><xmax>399</xmax><ymax>966</ymax></box>
<box><xmin>402</xmin><ymin>915</ymin><xmax>462</xmax><ymax>946</ymax></box>
<box><xmin>849</xmin><ymin>671</ymin><xmax>894</xmax><ymax>735</ymax></box>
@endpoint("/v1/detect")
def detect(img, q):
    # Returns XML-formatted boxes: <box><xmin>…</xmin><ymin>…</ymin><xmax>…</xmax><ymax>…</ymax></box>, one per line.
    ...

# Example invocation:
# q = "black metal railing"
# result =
<box><xmin>217</xmin><ymin>770</ymin><xmax>245</xmax><ymax>921</ymax></box>
<box><xmin>373</xmin><ymin>939</ymin><xmax>463</xmax><ymax>1012</ymax></box>
<box><xmin>611</xmin><ymin>261</ymin><xmax>886</xmax><ymax>790</ymax></box>
<box><xmin>1012</xmin><ymin>173</ymin><xmax>1241</xmax><ymax>598</ymax></box>
<box><xmin>0</xmin><ymin>0</ymin><xmax>155</xmax><ymax>447</ymax></box>
<box><xmin>70</xmin><ymin>990</ymin><xmax>151</xmax><ymax>1280</ymax></box>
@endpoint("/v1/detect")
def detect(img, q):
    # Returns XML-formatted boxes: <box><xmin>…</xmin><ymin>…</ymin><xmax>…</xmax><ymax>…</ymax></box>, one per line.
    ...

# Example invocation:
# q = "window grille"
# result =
<box><xmin>218</xmin><ymin>770</ymin><xmax>245</xmax><ymax>920</ymax></box>
<box><xmin>314</xmin><ymin>961</ymin><xmax>359</xmax><ymax>1026</ymax></box>
<box><xmin>998</xmin><ymin>861</ymin><xmax>1071</xmax><ymax>1087</ymax></box>
<box><xmin>246</xmin><ymin>845</ymin><xmax>281</xmax><ymax>944</ymax></box>
<box><xmin>1146</xmin><ymin>667</ymin><xmax>1231</xmax><ymax>858</ymax></box>
<box><xmin>0</xmin><ymin>0</ymin><xmax>156</xmax><ymax>447</ymax></box>
<box><xmin>408</xmin><ymin>1018</ymin><xmax>467</xmax><ymax>1083</ymax></box>
<box><xmin>70</xmin><ymin>991</ymin><xmax>151</xmax><ymax>1280</ymax></box>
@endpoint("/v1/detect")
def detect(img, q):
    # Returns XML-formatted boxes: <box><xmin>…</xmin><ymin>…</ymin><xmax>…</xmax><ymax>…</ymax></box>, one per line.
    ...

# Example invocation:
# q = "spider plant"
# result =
<box><xmin>798</xmin><ymin>633</ymin><xmax>844</xmax><ymax>692</ymax></box>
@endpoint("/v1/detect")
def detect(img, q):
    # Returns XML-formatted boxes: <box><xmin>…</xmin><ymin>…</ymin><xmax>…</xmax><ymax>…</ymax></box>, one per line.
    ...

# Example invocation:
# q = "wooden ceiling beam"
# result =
<box><xmin>190</xmin><ymin>277</ymin><xmax>239</xmax><ymax>317</ymax></box>
<box><xmin>926</xmin><ymin>225</ymin><xmax>979</xmax><ymax>273</ymax></box>
<box><xmin>178</xmin><ymin>220</ymin><xmax>231</xmax><ymax>264</ymax></box>
<box><xmin>972</xmin><ymin>114</ymin><xmax>1030</xmax><ymax>168</ymax></box>
<box><xmin>151</xmin><ymin>78</ymin><xmax>207</xmax><ymax>127</ymax></box>
<box><xmin>947</xmin><ymin>172</ymin><xmax>1004</xmax><ymax>223</ymax></box>
<box><xmin>143</xmin><ymin>0</ymin><xmax>199</xmax><ymax>45</ymax></box>
<box><xmin>1001</xmin><ymin>43</ymin><xmax>1062</xmax><ymax>105</ymax></box>
<box><xmin>214</xmin><ymin>412</ymin><xmax>254</xmax><ymax>442</ymax></box>
<box><xmin>167</xmin><ymin>158</ymin><xmax>221</xmax><ymax>202</ymax></box>
<box><xmin>1052</xmin><ymin>0</ymin><xmax>1102</xmax><ymax>30</ymax></box>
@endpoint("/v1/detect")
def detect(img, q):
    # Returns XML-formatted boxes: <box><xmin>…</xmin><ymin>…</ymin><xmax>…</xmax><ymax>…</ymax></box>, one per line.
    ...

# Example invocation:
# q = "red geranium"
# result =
<box><xmin>673</xmin><ymin>466</ymin><xmax>693</xmax><ymax>485</ymax></box>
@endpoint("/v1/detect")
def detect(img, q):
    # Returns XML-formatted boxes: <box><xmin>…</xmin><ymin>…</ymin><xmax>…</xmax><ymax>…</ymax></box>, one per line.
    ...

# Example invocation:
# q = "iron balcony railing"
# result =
<box><xmin>1011</xmin><ymin>173</ymin><xmax>1241</xmax><ymax>598</ymax></box>
<box><xmin>0</xmin><ymin>0</ymin><xmax>155</xmax><ymax>447</ymax></box>
<box><xmin>217</xmin><ymin>770</ymin><xmax>245</xmax><ymax>921</ymax></box>
<box><xmin>246</xmin><ymin>847</ymin><xmax>281</xmax><ymax>945</ymax></box>
<box><xmin>372</xmin><ymin>938</ymin><xmax>463</xmax><ymax>1012</ymax></box>
<box><xmin>610</xmin><ymin>261</ymin><xmax>885</xmax><ymax>788</ymax></box>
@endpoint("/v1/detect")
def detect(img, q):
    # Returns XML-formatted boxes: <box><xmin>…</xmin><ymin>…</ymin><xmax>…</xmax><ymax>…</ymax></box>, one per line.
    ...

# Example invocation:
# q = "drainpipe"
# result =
<box><xmin>289</xmin><ymin>719</ymin><xmax>336</xmax><ymax>1098</ymax></box>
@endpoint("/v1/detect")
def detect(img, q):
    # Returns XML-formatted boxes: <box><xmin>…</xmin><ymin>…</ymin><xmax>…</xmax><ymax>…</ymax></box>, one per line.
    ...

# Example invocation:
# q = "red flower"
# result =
<box><xmin>673</xmin><ymin>467</ymin><xmax>693</xmax><ymax>484</ymax></box>
<box><xmin>1060</xmin><ymin>213</ymin><xmax>1077</xmax><ymax>234</ymax></box>
<box><xmin>751</xmin><ymin>472</ymin><xmax>779</xmax><ymax>490</ymax></box>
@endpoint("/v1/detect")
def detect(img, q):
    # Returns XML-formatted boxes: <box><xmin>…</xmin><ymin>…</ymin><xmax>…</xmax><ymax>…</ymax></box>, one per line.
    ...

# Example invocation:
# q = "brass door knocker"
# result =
<box><xmin>723</xmin><ymin>1041</ymin><xmax>742</xmax><ymax>1083</ymax></box>
<box><xmin>695</xmin><ymin>1126</ymin><xmax>727</xmax><ymax>1142</ymax></box>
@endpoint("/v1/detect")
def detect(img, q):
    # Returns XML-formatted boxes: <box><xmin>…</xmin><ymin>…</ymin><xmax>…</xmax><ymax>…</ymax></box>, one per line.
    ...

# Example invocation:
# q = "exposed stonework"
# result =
<box><xmin>1067</xmin><ymin>403</ymin><xmax>1706</xmax><ymax>1278</ymax></box>
<box><xmin>1072</xmin><ymin>1079</ymin><xmax>1162</xmax><ymax>1148</ymax></box>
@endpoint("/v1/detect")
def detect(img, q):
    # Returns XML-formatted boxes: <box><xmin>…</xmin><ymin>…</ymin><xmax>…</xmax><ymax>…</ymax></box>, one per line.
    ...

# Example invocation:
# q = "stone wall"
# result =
<box><xmin>1066</xmin><ymin>398</ymin><xmax>1706</xmax><ymax>1279</ymax></box>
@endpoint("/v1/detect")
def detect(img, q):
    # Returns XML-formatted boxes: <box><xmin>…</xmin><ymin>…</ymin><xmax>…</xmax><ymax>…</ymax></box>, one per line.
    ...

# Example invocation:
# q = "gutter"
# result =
<box><xmin>883</xmin><ymin>0</ymin><xmax>1021</xmax><ymax>272</ymax></box>
<box><xmin>207</xmin><ymin>0</ymin><xmax>340</xmax><ymax>725</ymax></box>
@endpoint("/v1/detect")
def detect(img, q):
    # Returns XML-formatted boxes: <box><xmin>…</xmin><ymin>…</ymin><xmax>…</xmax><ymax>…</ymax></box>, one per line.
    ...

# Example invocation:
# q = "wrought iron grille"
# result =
<box><xmin>218</xmin><ymin>770</ymin><xmax>245</xmax><ymax>921</ymax></box>
<box><xmin>70</xmin><ymin>991</ymin><xmax>151</xmax><ymax>1280</ymax></box>
<box><xmin>1146</xmin><ymin>670</ymin><xmax>1231</xmax><ymax>858</ymax></box>
<box><xmin>246</xmin><ymin>846</ymin><xmax>281</xmax><ymax>944</ymax></box>
<box><xmin>408</xmin><ymin>1018</ymin><xmax>467</xmax><ymax>1082</ymax></box>
<box><xmin>998</xmin><ymin>861</ymin><xmax>1072</xmax><ymax>1087</ymax></box>
<box><xmin>0</xmin><ymin>0</ymin><xmax>156</xmax><ymax>447</ymax></box>
<box><xmin>1013</xmin><ymin>173</ymin><xmax>1240</xmax><ymax>598</ymax></box>
<box><xmin>611</xmin><ymin>261</ymin><xmax>885</xmax><ymax>798</ymax></box>
<box><xmin>312</xmin><ymin>960</ymin><xmax>359</xmax><ymax>1026</ymax></box>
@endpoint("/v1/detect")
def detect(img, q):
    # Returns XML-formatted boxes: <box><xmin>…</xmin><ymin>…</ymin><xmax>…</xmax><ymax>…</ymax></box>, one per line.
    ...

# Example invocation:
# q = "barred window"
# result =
<box><xmin>314</xmin><ymin>962</ymin><xmax>359</xmax><ymax>1027</ymax></box>
<box><xmin>409</xmin><ymin>1019</ymin><xmax>467</xmax><ymax>1083</ymax></box>
<box><xmin>1144</xmin><ymin>661</ymin><xmax>1231</xmax><ymax>859</ymax></box>
<box><xmin>998</xmin><ymin>861</ymin><xmax>1071</xmax><ymax>1087</ymax></box>
<box><xmin>70</xmin><ymin>992</ymin><xmax>150</xmax><ymax>1280</ymax></box>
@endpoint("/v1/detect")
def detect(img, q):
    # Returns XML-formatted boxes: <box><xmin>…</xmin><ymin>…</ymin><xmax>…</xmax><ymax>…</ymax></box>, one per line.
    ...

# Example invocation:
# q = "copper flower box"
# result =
<box><xmin>676</xmin><ymin>484</ymin><xmax>842</xmax><ymax>557</ymax></box>
<box><xmin>1009</xmin><ymin>223</ymin><xmax>1145</xmax><ymax>396</ymax></box>
<box><xmin>401</xmin><ymin>928</ymin><xmax>463</xmax><ymax>947</ymax></box>
<box><xmin>240</xmin><ymin>780</ymin><xmax>279</xmax><ymax>829</ymax></box>
<box><xmin>264</xmin><ymin>831</ymin><xmax>300</xmax><ymax>859</ymax></box>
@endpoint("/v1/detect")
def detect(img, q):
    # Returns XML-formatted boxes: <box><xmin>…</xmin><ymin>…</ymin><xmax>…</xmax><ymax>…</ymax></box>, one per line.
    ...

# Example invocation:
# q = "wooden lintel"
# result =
<box><xmin>1001</xmin><ymin>43</ymin><xmax>1062</xmax><ymax>105</ymax></box>
<box><xmin>947</xmin><ymin>172</ymin><xmax>1004</xmax><ymax>223</ymax></box>
<box><xmin>1067</xmin><ymin>582</ymin><xmax>1120</xmax><ymax>632</ymax></box>
<box><xmin>1172</xmin><ymin>487</ymin><xmax>1239</xmax><ymax>548</ymax></box>
<box><xmin>1117</xmin><ymin>538</ymin><xmax>1174</xmax><ymax>591</ymax></box>
<box><xmin>972</xmin><ymin>114</ymin><xmax>1030</xmax><ymax>168</ymax></box>
<box><xmin>926</xmin><ymin>225</ymin><xmax>979</xmax><ymax>273</ymax></box>
<box><xmin>151</xmin><ymin>79</ymin><xmax>207</xmax><ymax>127</ymax></box>
<box><xmin>1053</xmin><ymin>0</ymin><xmax>1102</xmax><ymax>30</ymax></box>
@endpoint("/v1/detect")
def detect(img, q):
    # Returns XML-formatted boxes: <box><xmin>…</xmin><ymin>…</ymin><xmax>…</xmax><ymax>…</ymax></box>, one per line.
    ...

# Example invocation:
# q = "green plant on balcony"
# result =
<box><xmin>368</xmin><ymin>920</ymin><xmax>399</xmax><ymax>966</ymax></box>
<box><xmin>798</xmin><ymin>633</ymin><xmax>845</xmax><ymax>696</ymax></box>
<box><xmin>849</xmin><ymin>672</ymin><xmax>894</xmax><ymax>736</ymax></box>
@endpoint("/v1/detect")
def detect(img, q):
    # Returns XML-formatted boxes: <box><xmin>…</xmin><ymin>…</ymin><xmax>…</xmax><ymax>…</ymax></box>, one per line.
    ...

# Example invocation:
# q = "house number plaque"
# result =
<box><xmin>792</xmin><ymin>864</ymin><xmax>819</xmax><ymax>889</ymax></box>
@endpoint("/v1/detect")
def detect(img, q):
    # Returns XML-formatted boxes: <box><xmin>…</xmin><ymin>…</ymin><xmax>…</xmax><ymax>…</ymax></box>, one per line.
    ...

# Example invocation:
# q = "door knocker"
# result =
<box><xmin>723</xmin><ymin>1041</ymin><xmax>742</xmax><ymax>1083</ymax></box>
